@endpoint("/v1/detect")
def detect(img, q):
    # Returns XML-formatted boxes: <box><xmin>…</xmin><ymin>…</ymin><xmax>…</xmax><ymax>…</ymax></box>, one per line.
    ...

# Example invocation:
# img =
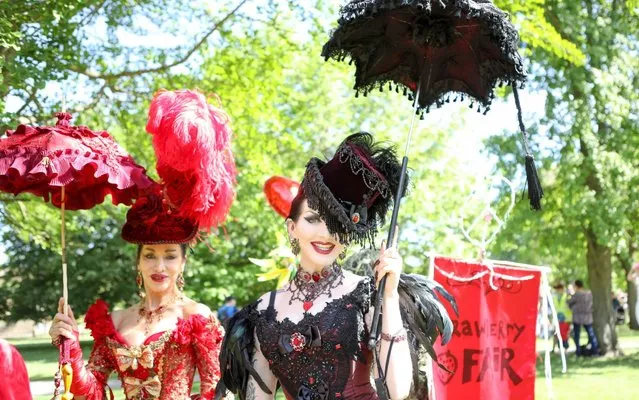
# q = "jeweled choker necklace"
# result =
<box><xmin>139</xmin><ymin>304</ymin><xmax>168</xmax><ymax>336</ymax></box>
<box><xmin>138</xmin><ymin>294</ymin><xmax>180</xmax><ymax>335</ymax></box>
<box><xmin>289</xmin><ymin>263</ymin><xmax>344</xmax><ymax>312</ymax></box>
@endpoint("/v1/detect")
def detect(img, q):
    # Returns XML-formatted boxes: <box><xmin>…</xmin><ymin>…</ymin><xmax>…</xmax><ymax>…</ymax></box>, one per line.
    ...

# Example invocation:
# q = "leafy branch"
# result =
<box><xmin>69</xmin><ymin>0</ymin><xmax>248</xmax><ymax>80</ymax></box>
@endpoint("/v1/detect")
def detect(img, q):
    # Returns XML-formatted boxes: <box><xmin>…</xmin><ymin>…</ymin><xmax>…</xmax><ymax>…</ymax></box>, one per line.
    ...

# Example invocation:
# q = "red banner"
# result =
<box><xmin>432</xmin><ymin>256</ymin><xmax>541</xmax><ymax>400</ymax></box>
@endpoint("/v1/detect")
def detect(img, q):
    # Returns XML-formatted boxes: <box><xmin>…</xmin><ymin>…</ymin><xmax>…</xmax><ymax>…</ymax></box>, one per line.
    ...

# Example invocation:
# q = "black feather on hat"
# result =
<box><xmin>298</xmin><ymin>132</ymin><xmax>407</xmax><ymax>246</ymax></box>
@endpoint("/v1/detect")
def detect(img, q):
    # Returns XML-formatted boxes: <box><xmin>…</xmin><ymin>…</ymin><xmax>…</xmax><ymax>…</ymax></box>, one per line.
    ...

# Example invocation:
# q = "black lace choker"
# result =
<box><xmin>289</xmin><ymin>263</ymin><xmax>344</xmax><ymax>312</ymax></box>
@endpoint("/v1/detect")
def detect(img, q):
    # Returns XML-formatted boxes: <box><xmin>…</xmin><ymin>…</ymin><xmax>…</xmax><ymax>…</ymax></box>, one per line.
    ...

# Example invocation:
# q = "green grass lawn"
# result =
<box><xmin>30</xmin><ymin>353</ymin><xmax>639</xmax><ymax>400</ymax></box>
<box><xmin>17</xmin><ymin>338</ymin><xmax>94</xmax><ymax>381</ymax></box>
<box><xmin>14</xmin><ymin>326</ymin><xmax>639</xmax><ymax>400</ymax></box>
<box><xmin>535</xmin><ymin>349</ymin><xmax>639</xmax><ymax>399</ymax></box>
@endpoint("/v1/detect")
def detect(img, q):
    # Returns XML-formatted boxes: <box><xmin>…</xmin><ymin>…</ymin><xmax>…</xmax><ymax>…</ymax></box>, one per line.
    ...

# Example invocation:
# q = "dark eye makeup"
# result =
<box><xmin>143</xmin><ymin>253</ymin><xmax>178</xmax><ymax>260</ymax></box>
<box><xmin>304</xmin><ymin>214</ymin><xmax>322</xmax><ymax>223</ymax></box>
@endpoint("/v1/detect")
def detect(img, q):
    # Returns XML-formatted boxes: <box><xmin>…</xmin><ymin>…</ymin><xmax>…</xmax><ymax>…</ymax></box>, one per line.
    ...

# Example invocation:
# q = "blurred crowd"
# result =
<box><xmin>538</xmin><ymin>267</ymin><xmax>639</xmax><ymax>357</ymax></box>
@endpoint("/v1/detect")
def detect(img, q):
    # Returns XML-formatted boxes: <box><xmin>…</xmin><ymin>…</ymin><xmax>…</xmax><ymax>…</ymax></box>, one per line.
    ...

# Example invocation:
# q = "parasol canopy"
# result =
<box><xmin>0</xmin><ymin>112</ymin><xmax>152</xmax><ymax>209</ymax></box>
<box><xmin>322</xmin><ymin>0</ymin><xmax>527</xmax><ymax>114</ymax></box>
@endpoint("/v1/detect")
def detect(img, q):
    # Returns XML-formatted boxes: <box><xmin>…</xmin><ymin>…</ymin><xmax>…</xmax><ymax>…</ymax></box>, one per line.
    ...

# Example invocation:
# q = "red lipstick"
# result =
<box><xmin>311</xmin><ymin>242</ymin><xmax>335</xmax><ymax>255</ymax></box>
<box><xmin>150</xmin><ymin>274</ymin><xmax>168</xmax><ymax>283</ymax></box>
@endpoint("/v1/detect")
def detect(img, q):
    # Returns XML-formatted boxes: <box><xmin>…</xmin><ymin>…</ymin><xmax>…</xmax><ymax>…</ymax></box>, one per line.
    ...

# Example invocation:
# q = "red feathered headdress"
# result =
<box><xmin>122</xmin><ymin>89</ymin><xmax>236</xmax><ymax>244</ymax></box>
<box><xmin>121</xmin><ymin>184</ymin><xmax>198</xmax><ymax>244</ymax></box>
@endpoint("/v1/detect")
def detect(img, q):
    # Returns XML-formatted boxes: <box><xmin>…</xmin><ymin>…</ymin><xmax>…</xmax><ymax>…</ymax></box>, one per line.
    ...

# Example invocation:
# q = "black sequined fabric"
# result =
<box><xmin>252</xmin><ymin>278</ymin><xmax>379</xmax><ymax>400</ymax></box>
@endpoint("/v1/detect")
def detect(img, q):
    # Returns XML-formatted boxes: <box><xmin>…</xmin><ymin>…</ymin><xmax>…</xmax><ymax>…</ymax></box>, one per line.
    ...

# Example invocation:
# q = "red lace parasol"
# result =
<box><xmin>0</xmin><ymin>111</ymin><xmax>153</xmax><ymax>399</ymax></box>
<box><xmin>0</xmin><ymin>112</ymin><xmax>152</xmax><ymax>209</ymax></box>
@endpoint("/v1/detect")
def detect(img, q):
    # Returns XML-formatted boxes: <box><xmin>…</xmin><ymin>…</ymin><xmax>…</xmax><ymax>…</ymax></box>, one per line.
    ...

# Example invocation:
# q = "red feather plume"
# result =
<box><xmin>146</xmin><ymin>89</ymin><xmax>236</xmax><ymax>230</ymax></box>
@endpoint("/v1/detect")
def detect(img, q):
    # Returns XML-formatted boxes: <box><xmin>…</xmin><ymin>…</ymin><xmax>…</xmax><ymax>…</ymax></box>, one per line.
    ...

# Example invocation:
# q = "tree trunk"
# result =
<box><xmin>586</xmin><ymin>228</ymin><xmax>618</xmax><ymax>353</ymax></box>
<box><xmin>628</xmin><ymin>279</ymin><xmax>639</xmax><ymax>330</ymax></box>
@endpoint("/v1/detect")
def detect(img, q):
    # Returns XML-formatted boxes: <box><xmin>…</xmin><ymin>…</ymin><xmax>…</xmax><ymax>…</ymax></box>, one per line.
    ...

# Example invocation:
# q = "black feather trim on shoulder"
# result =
<box><xmin>398</xmin><ymin>274</ymin><xmax>457</xmax><ymax>353</ymax></box>
<box><xmin>398</xmin><ymin>274</ymin><xmax>458</xmax><ymax>398</ymax></box>
<box><xmin>215</xmin><ymin>302</ymin><xmax>272</xmax><ymax>400</ymax></box>
<box><xmin>341</xmin><ymin>250</ymin><xmax>458</xmax><ymax>398</ymax></box>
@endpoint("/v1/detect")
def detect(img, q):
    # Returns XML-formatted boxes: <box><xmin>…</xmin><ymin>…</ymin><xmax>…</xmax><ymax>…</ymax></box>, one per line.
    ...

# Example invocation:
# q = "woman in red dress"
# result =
<box><xmin>48</xmin><ymin>89</ymin><xmax>236</xmax><ymax>400</ymax></box>
<box><xmin>49</xmin><ymin>241</ymin><xmax>223</xmax><ymax>400</ymax></box>
<box><xmin>0</xmin><ymin>339</ymin><xmax>32</xmax><ymax>400</ymax></box>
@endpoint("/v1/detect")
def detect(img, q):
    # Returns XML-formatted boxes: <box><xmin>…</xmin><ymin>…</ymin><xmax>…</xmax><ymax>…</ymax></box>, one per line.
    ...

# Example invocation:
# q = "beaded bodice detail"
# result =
<box><xmin>82</xmin><ymin>299</ymin><xmax>223</xmax><ymax>400</ymax></box>
<box><xmin>252</xmin><ymin>278</ymin><xmax>379</xmax><ymax>400</ymax></box>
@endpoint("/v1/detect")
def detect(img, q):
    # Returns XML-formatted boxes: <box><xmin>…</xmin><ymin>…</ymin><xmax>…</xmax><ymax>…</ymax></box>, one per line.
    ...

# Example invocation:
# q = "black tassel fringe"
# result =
<box><xmin>525</xmin><ymin>154</ymin><xmax>543</xmax><ymax>211</ymax></box>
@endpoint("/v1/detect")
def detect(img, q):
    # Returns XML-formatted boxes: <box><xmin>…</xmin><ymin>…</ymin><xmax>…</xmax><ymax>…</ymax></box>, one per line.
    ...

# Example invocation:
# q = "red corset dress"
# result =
<box><xmin>69</xmin><ymin>300</ymin><xmax>223</xmax><ymax>400</ymax></box>
<box><xmin>252</xmin><ymin>278</ymin><xmax>379</xmax><ymax>400</ymax></box>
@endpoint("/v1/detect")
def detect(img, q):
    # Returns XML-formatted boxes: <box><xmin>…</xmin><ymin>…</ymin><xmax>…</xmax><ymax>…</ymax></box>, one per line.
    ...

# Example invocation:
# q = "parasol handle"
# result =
<box><xmin>61</xmin><ymin>362</ymin><xmax>74</xmax><ymax>400</ymax></box>
<box><xmin>59</xmin><ymin>186</ymin><xmax>74</xmax><ymax>398</ymax></box>
<box><xmin>61</xmin><ymin>186</ymin><xmax>68</xmax><ymax>315</ymax></box>
<box><xmin>367</xmin><ymin>75</ymin><xmax>422</xmax><ymax>351</ymax></box>
<box><xmin>367</xmin><ymin>155</ymin><xmax>409</xmax><ymax>350</ymax></box>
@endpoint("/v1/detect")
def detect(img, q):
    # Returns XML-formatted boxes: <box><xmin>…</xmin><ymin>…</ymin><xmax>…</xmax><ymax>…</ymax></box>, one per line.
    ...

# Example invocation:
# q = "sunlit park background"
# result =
<box><xmin>1</xmin><ymin>0</ymin><xmax>638</xmax><ymax>399</ymax></box>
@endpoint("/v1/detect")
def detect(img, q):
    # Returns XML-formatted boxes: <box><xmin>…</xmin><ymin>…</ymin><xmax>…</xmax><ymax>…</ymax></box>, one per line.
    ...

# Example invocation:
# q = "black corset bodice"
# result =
<box><xmin>252</xmin><ymin>278</ymin><xmax>379</xmax><ymax>400</ymax></box>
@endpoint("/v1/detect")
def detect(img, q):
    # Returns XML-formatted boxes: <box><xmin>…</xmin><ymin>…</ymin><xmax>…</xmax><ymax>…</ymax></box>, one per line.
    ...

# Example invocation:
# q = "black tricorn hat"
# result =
<box><xmin>298</xmin><ymin>132</ymin><xmax>407</xmax><ymax>245</ymax></box>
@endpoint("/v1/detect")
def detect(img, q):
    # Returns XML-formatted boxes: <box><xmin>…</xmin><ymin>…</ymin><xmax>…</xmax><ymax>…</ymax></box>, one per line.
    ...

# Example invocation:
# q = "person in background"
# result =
<box><xmin>612</xmin><ymin>291</ymin><xmax>625</xmax><ymax>325</ymax></box>
<box><xmin>0</xmin><ymin>338</ymin><xmax>32</xmax><ymax>400</ymax></box>
<box><xmin>217</xmin><ymin>296</ymin><xmax>238</xmax><ymax>324</ymax></box>
<box><xmin>568</xmin><ymin>279</ymin><xmax>600</xmax><ymax>356</ymax></box>
<box><xmin>627</xmin><ymin>263</ymin><xmax>639</xmax><ymax>326</ymax></box>
<box><xmin>553</xmin><ymin>283</ymin><xmax>572</xmax><ymax>351</ymax></box>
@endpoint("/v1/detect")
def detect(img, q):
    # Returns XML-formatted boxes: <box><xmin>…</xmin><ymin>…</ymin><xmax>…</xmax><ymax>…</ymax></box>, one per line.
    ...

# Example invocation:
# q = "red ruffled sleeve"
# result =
<box><xmin>190</xmin><ymin>314</ymin><xmax>224</xmax><ymax>400</ymax></box>
<box><xmin>67</xmin><ymin>299</ymin><xmax>116</xmax><ymax>399</ymax></box>
<box><xmin>172</xmin><ymin>317</ymin><xmax>193</xmax><ymax>345</ymax></box>
<box><xmin>85</xmin><ymin>299</ymin><xmax>116</xmax><ymax>340</ymax></box>
<box><xmin>0</xmin><ymin>340</ymin><xmax>32</xmax><ymax>400</ymax></box>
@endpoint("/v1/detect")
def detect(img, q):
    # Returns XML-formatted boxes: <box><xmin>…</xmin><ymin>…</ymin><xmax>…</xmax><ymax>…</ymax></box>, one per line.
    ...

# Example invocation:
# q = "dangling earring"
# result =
<box><xmin>177</xmin><ymin>272</ymin><xmax>185</xmax><ymax>292</ymax></box>
<box><xmin>290</xmin><ymin>237</ymin><xmax>301</xmax><ymax>256</ymax></box>
<box><xmin>339</xmin><ymin>248</ymin><xmax>347</xmax><ymax>260</ymax></box>
<box><xmin>136</xmin><ymin>270</ymin><xmax>145</xmax><ymax>298</ymax></box>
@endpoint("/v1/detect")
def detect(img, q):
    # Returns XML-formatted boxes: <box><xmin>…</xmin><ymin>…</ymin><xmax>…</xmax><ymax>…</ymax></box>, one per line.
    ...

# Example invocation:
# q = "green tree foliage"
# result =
<box><xmin>495</xmin><ymin>0</ymin><xmax>585</xmax><ymax>66</ymax></box>
<box><xmin>0</xmin><ymin>205</ymin><xmax>137</xmax><ymax>322</ymax></box>
<box><xmin>488</xmin><ymin>0</ymin><xmax>639</xmax><ymax>350</ymax></box>
<box><xmin>0</xmin><ymin>1</ymin><xmax>477</xmax><ymax>320</ymax></box>
<box><xmin>0</xmin><ymin>0</ymin><xmax>624</xmax><ymax>331</ymax></box>
<box><xmin>0</xmin><ymin>0</ymin><xmax>247</xmax><ymax>129</ymax></box>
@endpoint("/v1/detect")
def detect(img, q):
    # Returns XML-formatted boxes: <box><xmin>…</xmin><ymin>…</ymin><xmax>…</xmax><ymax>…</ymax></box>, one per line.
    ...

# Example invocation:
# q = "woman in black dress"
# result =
<box><xmin>218</xmin><ymin>133</ymin><xmax>456</xmax><ymax>400</ymax></box>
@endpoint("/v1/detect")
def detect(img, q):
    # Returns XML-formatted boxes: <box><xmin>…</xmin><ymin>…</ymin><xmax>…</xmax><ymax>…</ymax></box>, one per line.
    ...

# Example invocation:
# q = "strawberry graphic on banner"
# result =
<box><xmin>431</xmin><ymin>256</ymin><xmax>541</xmax><ymax>400</ymax></box>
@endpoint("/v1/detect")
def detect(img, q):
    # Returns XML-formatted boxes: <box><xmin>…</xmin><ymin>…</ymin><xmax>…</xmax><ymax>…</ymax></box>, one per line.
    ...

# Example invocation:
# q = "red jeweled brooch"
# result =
<box><xmin>290</xmin><ymin>332</ymin><xmax>307</xmax><ymax>351</ymax></box>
